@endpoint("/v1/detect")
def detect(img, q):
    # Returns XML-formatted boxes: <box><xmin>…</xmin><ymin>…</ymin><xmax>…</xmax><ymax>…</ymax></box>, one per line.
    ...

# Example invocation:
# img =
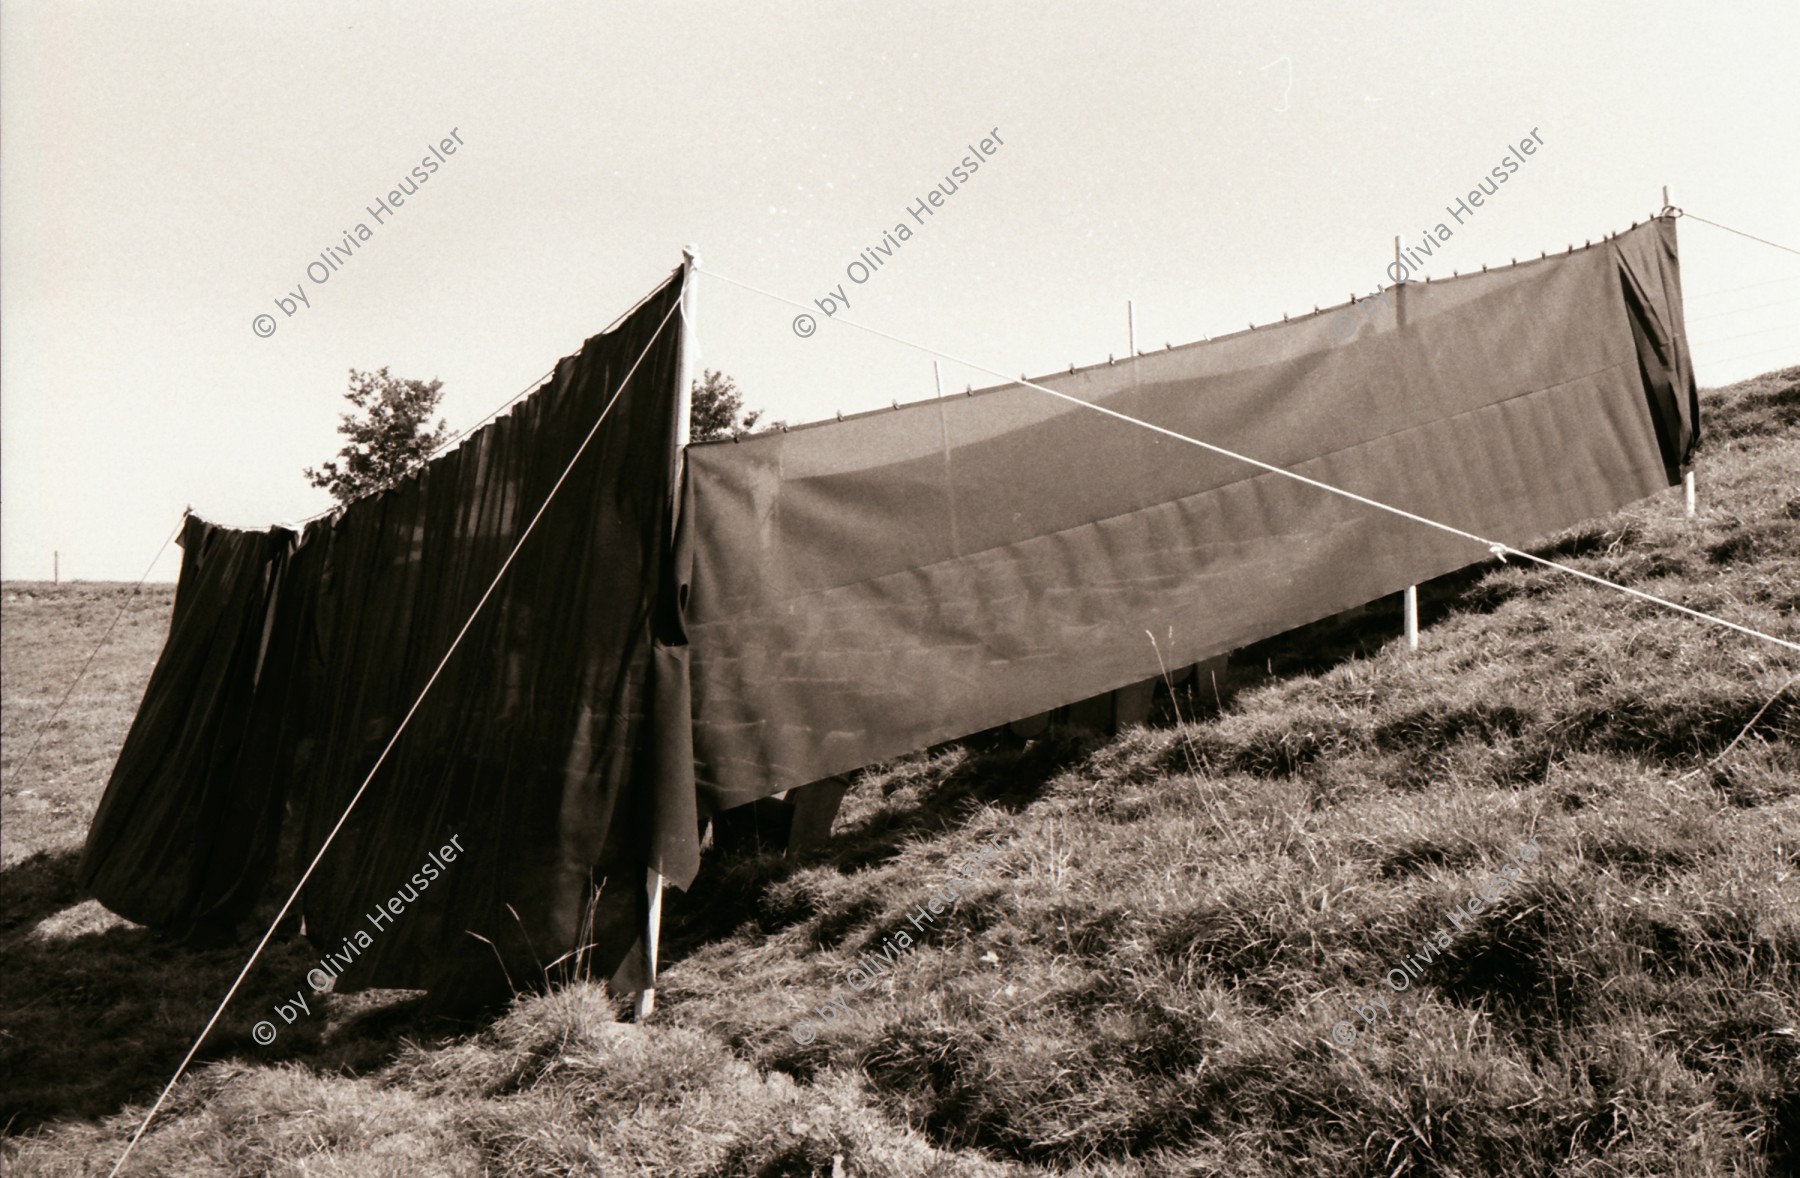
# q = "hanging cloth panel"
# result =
<box><xmin>684</xmin><ymin>219</ymin><xmax>1695</xmax><ymax>811</ymax></box>
<box><xmin>77</xmin><ymin>517</ymin><xmax>298</xmax><ymax>934</ymax></box>
<box><xmin>276</xmin><ymin>274</ymin><xmax>691</xmax><ymax>992</ymax></box>
<box><xmin>78</xmin><ymin>274</ymin><xmax>694</xmax><ymax>996</ymax></box>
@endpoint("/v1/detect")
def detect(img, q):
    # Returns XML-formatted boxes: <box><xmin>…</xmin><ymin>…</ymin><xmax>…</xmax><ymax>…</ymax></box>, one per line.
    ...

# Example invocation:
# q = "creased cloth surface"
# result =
<box><xmin>82</xmin><ymin>222</ymin><xmax>1696</xmax><ymax>992</ymax></box>
<box><xmin>81</xmin><ymin>275</ymin><xmax>692</xmax><ymax>992</ymax></box>
<box><xmin>685</xmin><ymin>219</ymin><xmax>1697</xmax><ymax>809</ymax></box>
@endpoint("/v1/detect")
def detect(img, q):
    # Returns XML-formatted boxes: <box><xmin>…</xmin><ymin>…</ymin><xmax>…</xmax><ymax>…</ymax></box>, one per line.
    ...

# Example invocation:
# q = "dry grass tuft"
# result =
<box><xmin>5</xmin><ymin>367</ymin><xmax>1798</xmax><ymax>1175</ymax></box>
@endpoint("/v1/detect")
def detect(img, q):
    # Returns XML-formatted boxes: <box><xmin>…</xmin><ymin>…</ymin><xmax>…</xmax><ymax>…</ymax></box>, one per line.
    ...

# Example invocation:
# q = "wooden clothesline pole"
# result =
<box><xmin>637</xmin><ymin>244</ymin><xmax>700</xmax><ymax>1020</ymax></box>
<box><xmin>1396</xmin><ymin>234</ymin><xmax>1419</xmax><ymax>651</ymax></box>
<box><xmin>1665</xmin><ymin>185</ymin><xmax>1697</xmax><ymax>519</ymax></box>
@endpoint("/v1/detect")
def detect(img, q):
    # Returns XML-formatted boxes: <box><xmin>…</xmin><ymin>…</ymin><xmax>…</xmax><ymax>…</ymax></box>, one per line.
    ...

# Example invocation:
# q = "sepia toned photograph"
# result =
<box><xmin>3</xmin><ymin>3</ymin><xmax>1796</xmax><ymax>1175</ymax></box>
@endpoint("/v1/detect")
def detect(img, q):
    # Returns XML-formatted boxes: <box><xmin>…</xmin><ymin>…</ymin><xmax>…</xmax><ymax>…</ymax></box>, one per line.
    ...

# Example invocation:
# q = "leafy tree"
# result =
<box><xmin>305</xmin><ymin>367</ymin><xmax>450</xmax><ymax>504</ymax></box>
<box><xmin>690</xmin><ymin>369</ymin><xmax>780</xmax><ymax>441</ymax></box>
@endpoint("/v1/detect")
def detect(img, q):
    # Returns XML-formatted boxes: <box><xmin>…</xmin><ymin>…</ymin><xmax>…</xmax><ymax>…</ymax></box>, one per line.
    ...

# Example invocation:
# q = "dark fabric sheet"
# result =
<box><xmin>82</xmin><ymin>220</ymin><xmax>1697</xmax><ymax>996</ymax></box>
<box><xmin>78</xmin><ymin>517</ymin><xmax>298</xmax><ymax>934</ymax></box>
<box><xmin>80</xmin><ymin>273</ymin><xmax>693</xmax><ymax>992</ymax></box>
<box><xmin>684</xmin><ymin>219</ymin><xmax>1698</xmax><ymax>809</ymax></box>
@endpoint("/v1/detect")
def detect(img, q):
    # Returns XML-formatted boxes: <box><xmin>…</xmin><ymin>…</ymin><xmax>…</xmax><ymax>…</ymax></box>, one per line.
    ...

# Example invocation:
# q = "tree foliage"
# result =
<box><xmin>690</xmin><ymin>369</ymin><xmax>778</xmax><ymax>441</ymax></box>
<box><xmin>306</xmin><ymin>367</ymin><xmax>768</xmax><ymax>508</ymax></box>
<box><xmin>304</xmin><ymin>367</ymin><xmax>451</xmax><ymax>505</ymax></box>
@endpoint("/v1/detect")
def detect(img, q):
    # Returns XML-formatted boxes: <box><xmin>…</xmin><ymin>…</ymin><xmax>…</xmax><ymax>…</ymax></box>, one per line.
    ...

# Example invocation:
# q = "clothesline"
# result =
<box><xmin>105</xmin><ymin>295</ymin><xmax>686</xmax><ymax>1178</ymax></box>
<box><xmin>696</xmin><ymin>259</ymin><xmax>1799</xmax><ymax>658</ymax></box>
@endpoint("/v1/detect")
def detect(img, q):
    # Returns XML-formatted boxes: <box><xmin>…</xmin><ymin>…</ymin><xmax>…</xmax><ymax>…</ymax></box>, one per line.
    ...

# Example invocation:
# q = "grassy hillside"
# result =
<box><xmin>1</xmin><ymin>581</ymin><xmax>174</xmax><ymax>869</ymax></box>
<box><xmin>3</xmin><ymin>367</ymin><xmax>1796</xmax><ymax>1176</ymax></box>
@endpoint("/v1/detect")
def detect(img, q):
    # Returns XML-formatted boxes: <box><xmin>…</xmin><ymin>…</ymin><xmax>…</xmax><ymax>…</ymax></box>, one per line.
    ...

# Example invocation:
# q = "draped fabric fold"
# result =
<box><xmin>683</xmin><ymin>219</ymin><xmax>1698</xmax><ymax>810</ymax></box>
<box><xmin>81</xmin><ymin>273</ymin><xmax>692</xmax><ymax>994</ymax></box>
<box><xmin>78</xmin><ymin>517</ymin><xmax>298</xmax><ymax>935</ymax></box>
<box><xmin>81</xmin><ymin>220</ymin><xmax>1697</xmax><ymax>996</ymax></box>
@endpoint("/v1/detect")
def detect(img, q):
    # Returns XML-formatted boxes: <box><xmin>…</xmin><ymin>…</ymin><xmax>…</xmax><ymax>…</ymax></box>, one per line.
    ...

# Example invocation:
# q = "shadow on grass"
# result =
<box><xmin>0</xmin><ymin>848</ymin><xmax>86</xmax><ymax>939</ymax></box>
<box><xmin>661</xmin><ymin>731</ymin><xmax>1096</xmax><ymax>967</ymax></box>
<box><xmin>1158</xmin><ymin>559</ymin><xmax>1506</xmax><ymax>726</ymax></box>
<box><xmin>665</xmin><ymin>551</ymin><xmax>1560</xmax><ymax>963</ymax></box>
<box><xmin>0</xmin><ymin>850</ymin><xmax>465</xmax><ymax>1134</ymax></box>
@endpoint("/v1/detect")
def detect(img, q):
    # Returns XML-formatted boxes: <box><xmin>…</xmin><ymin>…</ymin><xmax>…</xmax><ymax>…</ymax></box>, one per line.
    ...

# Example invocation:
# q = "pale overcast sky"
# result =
<box><xmin>4</xmin><ymin>1</ymin><xmax>1796</xmax><ymax>581</ymax></box>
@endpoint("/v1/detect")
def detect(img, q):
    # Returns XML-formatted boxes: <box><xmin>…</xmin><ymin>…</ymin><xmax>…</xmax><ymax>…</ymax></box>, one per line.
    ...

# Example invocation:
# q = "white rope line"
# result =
<box><xmin>1675</xmin><ymin>672</ymin><xmax>1798</xmax><ymax>782</ymax></box>
<box><xmin>106</xmin><ymin>293</ymin><xmax>682</xmax><ymax>1178</ymax></box>
<box><xmin>698</xmin><ymin>265</ymin><xmax>1800</xmax><ymax>657</ymax></box>
<box><xmin>293</xmin><ymin>267</ymin><xmax>686</xmax><ymax>529</ymax></box>
<box><xmin>1683</xmin><ymin>213</ymin><xmax>1800</xmax><ymax>259</ymax></box>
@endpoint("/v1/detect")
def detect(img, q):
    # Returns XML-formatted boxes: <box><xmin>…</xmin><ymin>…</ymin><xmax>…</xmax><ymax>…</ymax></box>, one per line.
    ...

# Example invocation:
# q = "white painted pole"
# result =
<box><xmin>636</xmin><ymin>872</ymin><xmax>664</xmax><ymax>1019</ymax></box>
<box><xmin>1394</xmin><ymin>233</ymin><xmax>1407</xmax><ymax>320</ymax></box>
<box><xmin>1662</xmin><ymin>185</ymin><xmax>1697</xmax><ymax>520</ymax></box>
<box><xmin>637</xmin><ymin>246</ymin><xmax>700</xmax><ymax>1021</ymax></box>
<box><xmin>53</xmin><ymin>551</ymin><xmax>59</xmax><ymax>585</ymax></box>
<box><xmin>1395</xmin><ymin>235</ymin><xmax>1419</xmax><ymax>650</ymax></box>
<box><xmin>933</xmin><ymin>360</ymin><xmax>943</xmax><ymax>397</ymax></box>
<box><xmin>674</xmin><ymin>245</ymin><xmax>698</xmax><ymax>468</ymax></box>
<box><xmin>1127</xmin><ymin>299</ymin><xmax>1137</xmax><ymax>356</ymax></box>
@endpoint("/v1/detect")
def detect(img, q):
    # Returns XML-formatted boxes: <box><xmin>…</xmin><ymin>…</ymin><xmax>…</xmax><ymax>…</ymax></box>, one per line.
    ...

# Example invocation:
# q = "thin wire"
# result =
<box><xmin>1685</xmin><ymin>294</ymin><xmax>1800</xmax><ymax>323</ymax></box>
<box><xmin>6</xmin><ymin>517</ymin><xmax>184</xmax><ymax>791</ymax></box>
<box><xmin>1689</xmin><ymin>273</ymin><xmax>1800</xmax><ymax>299</ymax></box>
<box><xmin>300</xmin><ymin>267</ymin><xmax>681</xmax><ymax>528</ymax></box>
<box><xmin>106</xmin><ymin>294</ymin><xmax>681</xmax><ymax>1177</ymax></box>
<box><xmin>1683</xmin><ymin>213</ymin><xmax>1800</xmax><ymax>258</ymax></box>
<box><xmin>699</xmin><ymin>264</ymin><xmax>1800</xmax><ymax>656</ymax></box>
<box><xmin>1709</xmin><ymin>342</ymin><xmax>1800</xmax><ymax>367</ymax></box>
<box><xmin>295</xmin><ymin>271</ymin><xmax>686</xmax><ymax>528</ymax></box>
<box><xmin>1693</xmin><ymin>324</ymin><xmax>1800</xmax><ymax>348</ymax></box>
<box><xmin>293</xmin><ymin>366</ymin><xmax>555</xmax><ymax>527</ymax></box>
<box><xmin>431</xmin><ymin>261</ymin><xmax>682</xmax><ymax>466</ymax></box>
<box><xmin>425</xmin><ymin>369</ymin><xmax>555</xmax><ymax>459</ymax></box>
<box><xmin>1675</xmin><ymin>673</ymin><xmax>1798</xmax><ymax>781</ymax></box>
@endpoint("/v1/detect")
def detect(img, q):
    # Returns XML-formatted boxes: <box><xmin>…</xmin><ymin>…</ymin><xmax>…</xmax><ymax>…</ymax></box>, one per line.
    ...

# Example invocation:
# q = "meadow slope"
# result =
<box><xmin>3</xmin><ymin>367</ymin><xmax>1796</xmax><ymax>1176</ymax></box>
